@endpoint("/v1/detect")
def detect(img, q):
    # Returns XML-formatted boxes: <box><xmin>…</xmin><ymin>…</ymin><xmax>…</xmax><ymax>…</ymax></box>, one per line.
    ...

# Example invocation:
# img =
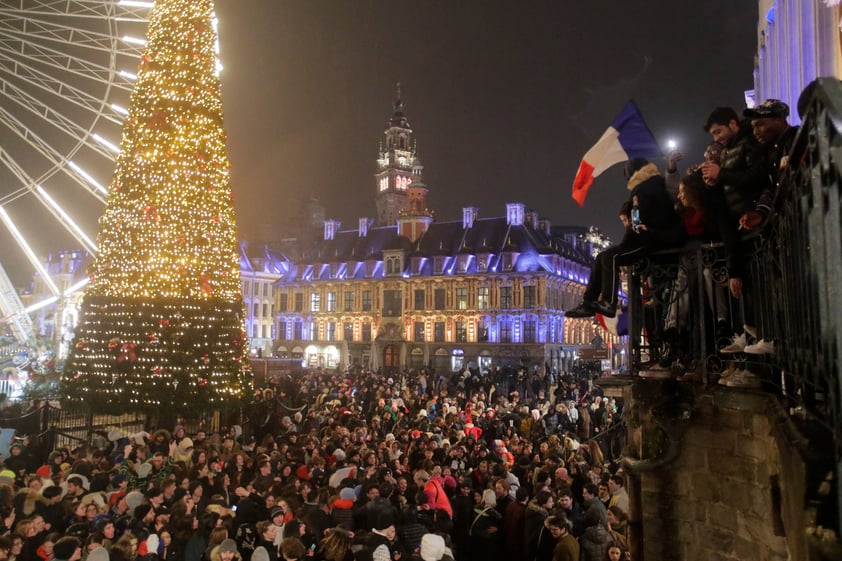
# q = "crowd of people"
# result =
<box><xmin>0</xmin><ymin>365</ymin><xmax>628</xmax><ymax>561</ymax></box>
<box><xmin>0</xmin><ymin>91</ymin><xmax>804</xmax><ymax>561</ymax></box>
<box><xmin>567</xmin><ymin>96</ymin><xmax>799</xmax><ymax>389</ymax></box>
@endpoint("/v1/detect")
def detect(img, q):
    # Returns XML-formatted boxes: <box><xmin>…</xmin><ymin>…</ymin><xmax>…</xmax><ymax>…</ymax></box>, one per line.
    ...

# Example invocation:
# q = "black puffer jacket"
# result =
<box><xmin>717</xmin><ymin>120</ymin><xmax>769</xmax><ymax>216</ymax></box>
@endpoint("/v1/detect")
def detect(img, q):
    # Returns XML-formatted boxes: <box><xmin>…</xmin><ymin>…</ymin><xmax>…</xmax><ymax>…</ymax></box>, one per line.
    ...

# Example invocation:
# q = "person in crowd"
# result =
<box><xmin>546</xmin><ymin>515</ymin><xmax>578</xmax><ymax>561</ymax></box>
<box><xmin>700</xmin><ymin>105</ymin><xmax>770</xmax><ymax>361</ymax></box>
<box><xmin>566</xmin><ymin>157</ymin><xmax>684</xmax><ymax>319</ymax></box>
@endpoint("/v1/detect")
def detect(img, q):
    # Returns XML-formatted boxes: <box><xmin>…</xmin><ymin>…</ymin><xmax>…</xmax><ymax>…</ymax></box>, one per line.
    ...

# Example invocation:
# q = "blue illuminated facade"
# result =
<box><xmin>266</xmin><ymin>94</ymin><xmax>620</xmax><ymax>374</ymax></box>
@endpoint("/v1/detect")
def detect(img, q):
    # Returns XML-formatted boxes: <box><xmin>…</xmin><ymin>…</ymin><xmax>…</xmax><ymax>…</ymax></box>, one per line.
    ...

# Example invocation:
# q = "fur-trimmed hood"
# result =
<box><xmin>627</xmin><ymin>162</ymin><xmax>661</xmax><ymax>190</ymax></box>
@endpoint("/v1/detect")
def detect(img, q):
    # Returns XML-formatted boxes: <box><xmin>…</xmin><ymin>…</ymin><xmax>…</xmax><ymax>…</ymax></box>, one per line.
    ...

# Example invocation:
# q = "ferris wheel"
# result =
<box><xmin>0</xmin><ymin>0</ymin><xmax>151</xmax><ymax>346</ymax></box>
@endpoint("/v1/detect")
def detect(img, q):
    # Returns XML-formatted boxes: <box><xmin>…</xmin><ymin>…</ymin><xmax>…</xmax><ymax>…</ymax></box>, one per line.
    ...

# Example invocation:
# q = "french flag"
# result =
<box><xmin>571</xmin><ymin>101</ymin><xmax>662</xmax><ymax>207</ymax></box>
<box><xmin>598</xmin><ymin>306</ymin><xmax>628</xmax><ymax>337</ymax></box>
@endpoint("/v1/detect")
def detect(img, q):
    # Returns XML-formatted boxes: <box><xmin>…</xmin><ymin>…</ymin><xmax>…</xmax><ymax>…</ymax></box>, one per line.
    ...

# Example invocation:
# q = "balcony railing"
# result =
<box><xmin>626</xmin><ymin>77</ymin><xmax>842</xmax><ymax>535</ymax></box>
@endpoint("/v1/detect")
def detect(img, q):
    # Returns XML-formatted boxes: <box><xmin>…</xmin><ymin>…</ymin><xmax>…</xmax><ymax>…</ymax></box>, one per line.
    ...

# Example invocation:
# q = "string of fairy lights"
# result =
<box><xmin>62</xmin><ymin>0</ymin><xmax>251</xmax><ymax>412</ymax></box>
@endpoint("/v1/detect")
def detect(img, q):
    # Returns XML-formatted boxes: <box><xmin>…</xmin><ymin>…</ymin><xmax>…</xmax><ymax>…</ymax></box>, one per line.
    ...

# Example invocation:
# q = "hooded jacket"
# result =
<box><xmin>626</xmin><ymin>163</ymin><xmax>684</xmax><ymax>248</ymax></box>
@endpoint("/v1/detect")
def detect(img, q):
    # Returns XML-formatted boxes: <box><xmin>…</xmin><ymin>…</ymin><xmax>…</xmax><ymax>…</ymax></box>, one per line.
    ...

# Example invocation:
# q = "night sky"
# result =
<box><xmin>0</xmin><ymin>0</ymin><xmax>759</xmax><ymax>288</ymax></box>
<box><xmin>214</xmin><ymin>0</ymin><xmax>758</xmax><ymax>243</ymax></box>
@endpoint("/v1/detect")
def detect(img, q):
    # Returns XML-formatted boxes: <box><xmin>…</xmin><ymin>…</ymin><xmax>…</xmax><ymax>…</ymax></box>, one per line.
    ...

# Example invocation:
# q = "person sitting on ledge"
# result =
<box><xmin>567</xmin><ymin>157</ymin><xmax>684</xmax><ymax>319</ymax></box>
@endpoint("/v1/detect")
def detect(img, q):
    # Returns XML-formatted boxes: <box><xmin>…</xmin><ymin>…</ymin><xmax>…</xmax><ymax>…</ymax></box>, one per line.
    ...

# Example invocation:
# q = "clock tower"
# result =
<box><xmin>375</xmin><ymin>85</ymin><xmax>416</xmax><ymax>226</ymax></box>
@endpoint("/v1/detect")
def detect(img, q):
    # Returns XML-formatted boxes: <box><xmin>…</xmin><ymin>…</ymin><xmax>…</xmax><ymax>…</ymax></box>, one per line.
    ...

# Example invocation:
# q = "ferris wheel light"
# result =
<box><xmin>34</xmin><ymin>186</ymin><xmax>98</xmax><ymax>255</ymax></box>
<box><xmin>0</xmin><ymin>206</ymin><xmax>60</xmax><ymax>296</ymax></box>
<box><xmin>69</xmin><ymin>161</ymin><xmax>109</xmax><ymax>196</ymax></box>
<box><xmin>122</xmin><ymin>36</ymin><xmax>147</xmax><ymax>46</ymax></box>
<box><xmin>63</xmin><ymin>278</ymin><xmax>91</xmax><ymax>297</ymax></box>
<box><xmin>111</xmin><ymin>104</ymin><xmax>129</xmax><ymax>116</ymax></box>
<box><xmin>92</xmin><ymin>134</ymin><xmax>120</xmax><ymax>153</ymax></box>
<box><xmin>119</xmin><ymin>70</ymin><xmax>138</xmax><ymax>81</ymax></box>
<box><xmin>23</xmin><ymin>295</ymin><xmax>59</xmax><ymax>315</ymax></box>
<box><xmin>119</xmin><ymin>0</ymin><xmax>154</xmax><ymax>7</ymax></box>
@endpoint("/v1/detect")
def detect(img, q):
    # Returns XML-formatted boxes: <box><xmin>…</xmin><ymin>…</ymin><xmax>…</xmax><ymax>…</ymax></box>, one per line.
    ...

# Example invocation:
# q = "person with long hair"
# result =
<box><xmin>314</xmin><ymin>527</ymin><xmax>353</xmax><ymax>561</ymax></box>
<box><xmin>110</xmin><ymin>533</ymin><xmax>139</xmax><ymax>561</ymax></box>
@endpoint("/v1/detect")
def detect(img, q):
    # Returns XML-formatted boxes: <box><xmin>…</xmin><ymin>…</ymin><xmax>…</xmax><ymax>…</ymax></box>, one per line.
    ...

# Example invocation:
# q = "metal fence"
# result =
<box><xmin>626</xmin><ymin>77</ymin><xmax>842</xmax><ymax>536</ymax></box>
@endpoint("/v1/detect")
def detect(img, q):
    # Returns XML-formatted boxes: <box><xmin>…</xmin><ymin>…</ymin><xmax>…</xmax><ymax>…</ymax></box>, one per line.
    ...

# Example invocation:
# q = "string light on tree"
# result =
<box><xmin>61</xmin><ymin>0</ymin><xmax>251</xmax><ymax>413</ymax></box>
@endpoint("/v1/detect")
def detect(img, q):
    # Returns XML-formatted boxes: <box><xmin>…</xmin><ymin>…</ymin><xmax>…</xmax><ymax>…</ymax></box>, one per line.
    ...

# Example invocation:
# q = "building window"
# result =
<box><xmin>434</xmin><ymin>321</ymin><xmax>445</xmax><ymax>342</ymax></box>
<box><xmin>458</xmin><ymin>255</ymin><xmax>469</xmax><ymax>273</ymax></box>
<box><xmin>383</xmin><ymin>290</ymin><xmax>402</xmax><ymax>317</ymax></box>
<box><xmin>362</xmin><ymin>322</ymin><xmax>372</xmax><ymax>342</ymax></box>
<box><xmin>293</xmin><ymin>321</ymin><xmax>303</xmax><ymax>340</ymax></box>
<box><xmin>434</xmin><ymin>257</ymin><xmax>445</xmax><ymax>274</ymax></box>
<box><xmin>478</xmin><ymin>257</ymin><xmax>488</xmax><ymax>272</ymax></box>
<box><xmin>277</xmin><ymin>321</ymin><xmax>287</xmax><ymax>341</ymax></box>
<box><xmin>502</xmin><ymin>253</ymin><xmax>514</xmax><ymax>271</ymax></box>
<box><xmin>434</xmin><ymin>288</ymin><xmax>446</xmax><ymax>310</ymax></box>
<box><xmin>478</xmin><ymin>320</ymin><xmax>489</xmax><ymax>342</ymax></box>
<box><xmin>414</xmin><ymin>321</ymin><xmax>426</xmax><ymax>342</ymax></box>
<box><xmin>278</xmin><ymin>293</ymin><xmax>288</xmax><ymax>312</ymax></box>
<box><xmin>455</xmin><ymin>321</ymin><xmax>467</xmax><ymax>342</ymax></box>
<box><xmin>500</xmin><ymin>286</ymin><xmax>512</xmax><ymax>309</ymax></box>
<box><xmin>310</xmin><ymin>293</ymin><xmax>321</xmax><ymax>312</ymax></box>
<box><xmin>263</xmin><ymin>303</ymin><xmax>269</xmax><ymax>317</ymax></box>
<box><xmin>327</xmin><ymin>291</ymin><xmax>337</xmax><ymax>312</ymax></box>
<box><xmin>362</xmin><ymin>290</ymin><xmax>372</xmax><ymax>311</ymax></box>
<box><xmin>294</xmin><ymin>293</ymin><xmax>303</xmax><ymax>312</ymax></box>
<box><xmin>414</xmin><ymin>289</ymin><xmax>425</xmax><ymax>310</ymax></box>
<box><xmin>524</xmin><ymin>319</ymin><xmax>537</xmax><ymax>343</ymax></box>
<box><xmin>343</xmin><ymin>322</ymin><xmax>353</xmax><ymax>341</ymax></box>
<box><xmin>478</xmin><ymin>287</ymin><xmax>489</xmax><ymax>310</ymax></box>
<box><xmin>253</xmin><ymin>303</ymin><xmax>259</xmax><ymax>317</ymax></box>
<box><xmin>500</xmin><ymin>319</ymin><xmax>513</xmax><ymax>343</ymax></box>
<box><xmin>326</xmin><ymin>322</ymin><xmax>336</xmax><ymax>341</ymax></box>
<box><xmin>455</xmin><ymin>287</ymin><xmax>467</xmax><ymax>310</ymax></box>
<box><xmin>524</xmin><ymin>285</ymin><xmax>536</xmax><ymax>309</ymax></box>
<box><xmin>344</xmin><ymin>291</ymin><xmax>354</xmax><ymax>312</ymax></box>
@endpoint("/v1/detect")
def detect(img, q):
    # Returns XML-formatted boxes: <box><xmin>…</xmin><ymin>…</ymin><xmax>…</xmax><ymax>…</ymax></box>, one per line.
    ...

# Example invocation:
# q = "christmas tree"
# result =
<box><xmin>61</xmin><ymin>0</ymin><xmax>251</xmax><ymax>413</ymax></box>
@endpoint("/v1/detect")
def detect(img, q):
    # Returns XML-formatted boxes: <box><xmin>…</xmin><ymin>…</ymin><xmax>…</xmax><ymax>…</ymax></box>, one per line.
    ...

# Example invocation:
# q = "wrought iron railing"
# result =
<box><xmin>626</xmin><ymin>77</ymin><xmax>842</xmax><ymax>536</ymax></box>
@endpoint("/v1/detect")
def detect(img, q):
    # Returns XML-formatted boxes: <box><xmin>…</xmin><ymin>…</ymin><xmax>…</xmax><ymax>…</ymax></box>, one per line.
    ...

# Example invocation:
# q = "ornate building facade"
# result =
<box><xmin>270</xmin><ymin>94</ymin><xmax>621</xmax><ymax>374</ymax></box>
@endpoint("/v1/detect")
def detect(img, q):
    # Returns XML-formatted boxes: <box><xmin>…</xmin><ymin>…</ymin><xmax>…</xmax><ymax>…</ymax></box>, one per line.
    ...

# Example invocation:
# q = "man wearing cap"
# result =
<box><xmin>700</xmin><ymin>106</ymin><xmax>769</xmax><ymax>302</ymax></box>
<box><xmin>739</xmin><ymin>99</ymin><xmax>798</xmax><ymax>231</ymax></box>
<box><xmin>566</xmin><ymin>157</ymin><xmax>682</xmax><ymax>319</ymax></box>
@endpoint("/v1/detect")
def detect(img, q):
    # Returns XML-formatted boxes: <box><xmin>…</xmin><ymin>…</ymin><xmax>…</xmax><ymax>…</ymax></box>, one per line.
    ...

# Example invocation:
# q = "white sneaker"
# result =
<box><xmin>720</xmin><ymin>333</ymin><xmax>747</xmax><ymax>354</ymax></box>
<box><xmin>743</xmin><ymin>324</ymin><xmax>758</xmax><ymax>339</ymax></box>
<box><xmin>725</xmin><ymin>370</ymin><xmax>762</xmax><ymax>388</ymax></box>
<box><xmin>717</xmin><ymin>363</ymin><xmax>740</xmax><ymax>385</ymax></box>
<box><xmin>744</xmin><ymin>339</ymin><xmax>775</xmax><ymax>354</ymax></box>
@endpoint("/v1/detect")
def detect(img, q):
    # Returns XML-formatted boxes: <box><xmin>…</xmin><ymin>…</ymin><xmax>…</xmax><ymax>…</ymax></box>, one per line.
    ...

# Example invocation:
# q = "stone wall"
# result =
<box><xmin>623</xmin><ymin>385</ymin><xmax>809</xmax><ymax>561</ymax></box>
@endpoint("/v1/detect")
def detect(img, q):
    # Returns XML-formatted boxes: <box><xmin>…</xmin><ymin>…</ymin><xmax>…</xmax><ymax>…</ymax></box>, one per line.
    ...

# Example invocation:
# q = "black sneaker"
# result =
<box><xmin>592</xmin><ymin>300</ymin><xmax>616</xmax><ymax>318</ymax></box>
<box><xmin>565</xmin><ymin>301</ymin><xmax>597</xmax><ymax>318</ymax></box>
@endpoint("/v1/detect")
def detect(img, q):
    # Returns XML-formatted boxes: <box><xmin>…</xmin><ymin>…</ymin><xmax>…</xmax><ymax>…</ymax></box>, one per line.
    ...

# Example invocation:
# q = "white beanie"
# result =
<box><xmin>420</xmin><ymin>534</ymin><xmax>446</xmax><ymax>561</ymax></box>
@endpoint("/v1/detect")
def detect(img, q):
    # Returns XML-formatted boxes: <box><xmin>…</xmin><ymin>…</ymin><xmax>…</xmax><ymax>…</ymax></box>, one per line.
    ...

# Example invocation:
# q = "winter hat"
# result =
<box><xmin>373</xmin><ymin>510</ymin><xmax>395</xmax><ymax>531</ymax></box>
<box><xmin>420</xmin><ymin>534</ymin><xmax>446</xmax><ymax>561</ymax></box>
<box><xmin>339</xmin><ymin>488</ymin><xmax>356</xmax><ymax>501</ymax></box>
<box><xmin>110</xmin><ymin>474</ymin><xmax>127</xmax><ymax>488</ymax></box>
<box><xmin>36</xmin><ymin>465</ymin><xmax>52</xmax><ymax>478</ymax></box>
<box><xmin>218</xmin><ymin>539</ymin><xmax>238</xmax><ymax>554</ymax></box>
<box><xmin>270</xmin><ymin>507</ymin><xmax>284</xmax><ymax>519</ymax></box>
<box><xmin>53</xmin><ymin>537</ymin><xmax>81</xmax><ymax>561</ymax></box>
<box><xmin>134</xmin><ymin>503</ymin><xmax>153</xmax><ymax>521</ymax></box>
